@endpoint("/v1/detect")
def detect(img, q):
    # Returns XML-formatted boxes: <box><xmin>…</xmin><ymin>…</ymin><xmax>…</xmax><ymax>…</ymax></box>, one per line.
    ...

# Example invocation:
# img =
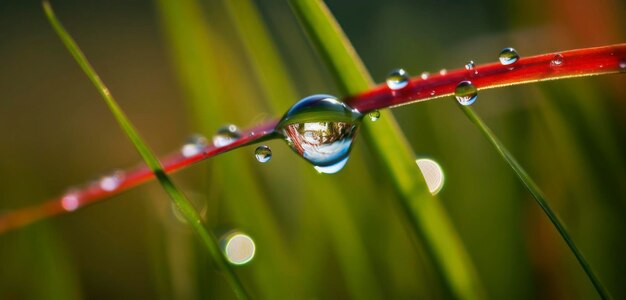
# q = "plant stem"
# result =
<box><xmin>458</xmin><ymin>105</ymin><xmax>612</xmax><ymax>300</ymax></box>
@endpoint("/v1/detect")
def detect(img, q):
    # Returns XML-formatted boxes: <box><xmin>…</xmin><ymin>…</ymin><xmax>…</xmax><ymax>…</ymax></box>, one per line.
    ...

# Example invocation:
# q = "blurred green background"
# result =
<box><xmin>0</xmin><ymin>0</ymin><xmax>624</xmax><ymax>299</ymax></box>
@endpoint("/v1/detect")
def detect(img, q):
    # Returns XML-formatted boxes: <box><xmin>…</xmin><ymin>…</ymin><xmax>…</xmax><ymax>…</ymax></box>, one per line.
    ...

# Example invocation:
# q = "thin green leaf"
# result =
<box><xmin>42</xmin><ymin>2</ymin><xmax>249</xmax><ymax>299</ymax></box>
<box><xmin>288</xmin><ymin>0</ymin><xmax>484</xmax><ymax>298</ymax></box>
<box><xmin>458</xmin><ymin>105</ymin><xmax>612</xmax><ymax>299</ymax></box>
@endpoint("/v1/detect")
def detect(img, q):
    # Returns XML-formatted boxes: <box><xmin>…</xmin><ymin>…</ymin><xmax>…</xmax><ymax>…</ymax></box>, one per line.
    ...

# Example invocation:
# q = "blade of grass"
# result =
<box><xmin>288</xmin><ymin>0</ymin><xmax>484</xmax><ymax>298</ymax></box>
<box><xmin>457</xmin><ymin>105</ymin><xmax>611</xmax><ymax>299</ymax></box>
<box><xmin>42</xmin><ymin>2</ymin><xmax>249</xmax><ymax>299</ymax></box>
<box><xmin>223</xmin><ymin>0</ymin><xmax>384</xmax><ymax>298</ymax></box>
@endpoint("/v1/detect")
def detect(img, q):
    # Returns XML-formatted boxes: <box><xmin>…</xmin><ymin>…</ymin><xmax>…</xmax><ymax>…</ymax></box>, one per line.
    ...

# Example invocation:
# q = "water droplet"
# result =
<box><xmin>498</xmin><ymin>47</ymin><xmax>519</xmax><ymax>65</ymax></box>
<box><xmin>439</xmin><ymin>69</ymin><xmax>447</xmax><ymax>76</ymax></box>
<box><xmin>255</xmin><ymin>145</ymin><xmax>272</xmax><ymax>163</ymax></box>
<box><xmin>220</xmin><ymin>231</ymin><xmax>256</xmax><ymax>265</ymax></box>
<box><xmin>213</xmin><ymin>124</ymin><xmax>242</xmax><ymax>147</ymax></box>
<box><xmin>61</xmin><ymin>190</ymin><xmax>80</xmax><ymax>212</ymax></box>
<box><xmin>465</xmin><ymin>60</ymin><xmax>478</xmax><ymax>75</ymax></box>
<box><xmin>420</xmin><ymin>72</ymin><xmax>430</xmax><ymax>80</ymax></box>
<box><xmin>454</xmin><ymin>81</ymin><xmax>478</xmax><ymax>106</ymax></box>
<box><xmin>430</xmin><ymin>90</ymin><xmax>436</xmax><ymax>96</ymax></box>
<box><xmin>368</xmin><ymin>110</ymin><xmax>380</xmax><ymax>122</ymax></box>
<box><xmin>181</xmin><ymin>134</ymin><xmax>208</xmax><ymax>157</ymax></box>
<box><xmin>170</xmin><ymin>194</ymin><xmax>208</xmax><ymax>224</ymax></box>
<box><xmin>99</xmin><ymin>171</ymin><xmax>124</xmax><ymax>192</ymax></box>
<box><xmin>277</xmin><ymin>94</ymin><xmax>362</xmax><ymax>174</ymax></box>
<box><xmin>386</xmin><ymin>68</ymin><xmax>410</xmax><ymax>90</ymax></box>
<box><xmin>551</xmin><ymin>53</ymin><xmax>563</xmax><ymax>66</ymax></box>
<box><xmin>416</xmin><ymin>159</ymin><xmax>445</xmax><ymax>195</ymax></box>
<box><xmin>619</xmin><ymin>60</ymin><xmax>626</xmax><ymax>70</ymax></box>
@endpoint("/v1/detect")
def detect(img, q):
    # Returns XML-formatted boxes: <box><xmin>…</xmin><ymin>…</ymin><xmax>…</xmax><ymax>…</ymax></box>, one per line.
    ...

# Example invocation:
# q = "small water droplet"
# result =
<box><xmin>368</xmin><ymin>110</ymin><xmax>380</xmax><ymax>122</ymax></box>
<box><xmin>386</xmin><ymin>68</ymin><xmax>410</xmax><ymax>90</ymax></box>
<box><xmin>420</xmin><ymin>72</ymin><xmax>430</xmax><ymax>80</ymax></box>
<box><xmin>220</xmin><ymin>231</ymin><xmax>256</xmax><ymax>265</ymax></box>
<box><xmin>61</xmin><ymin>190</ymin><xmax>80</xmax><ymax>211</ymax></box>
<box><xmin>277</xmin><ymin>94</ymin><xmax>362</xmax><ymax>174</ymax></box>
<box><xmin>439</xmin><ymin>69</ymin><xmax>447</xmax><ymax>76</ymax></box>
<box><xmin>181</xmin><ymin>134</ymin><xmax>208</xmax><ymax>157</ymax></box>
<box><xmin>551</xmin><ymin>53</ymin><xmax>564</xmax><ymax>66</ymax></box>
<box><xmin>430</xmin><ymin>90</ymin><xmax>436</xmax><ymax>96</ymax></box>
<box><xmin>416</xmin><ymin>159</ymin><xmax>445</xmax><ymax>195</ymax></box>
<box><xmin>465</xmin><ymin>60</ymin><xmax>478</xmax><ymax>75</ymax></box>
<box><xmin>213</xmin><ymin>124</ymin><xmax>242</xmax><ymax>147</ymax></box>
<box><xmin>619</xmin><ymin>60</ymin><xmax>626</xmax><ymax>70</ymax></box>
<box><xmin>454</xmin><ymin>81</ymin><xmax>478</xmax><ymax>106</ymax></box>
<box><xmin>498</xmin><ymin>47</ymin><xmax>519</xmax><ymax>65</ymax></box>
<box><xmin>99</xmin><ymin>171</ymin><xmax>124</xmax><ymax>192</ymax></box>
<box><xmin>255</xmin><ymin>145</ymin><xmax>272</xmax><ymax>163</ymax></box>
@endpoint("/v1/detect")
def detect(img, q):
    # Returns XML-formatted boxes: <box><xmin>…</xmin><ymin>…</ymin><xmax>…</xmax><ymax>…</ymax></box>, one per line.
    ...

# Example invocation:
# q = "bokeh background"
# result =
<box><xmin>0</xmin><ymin>0</ymin><xmax>624</xmax><ymax>299</ymax></box>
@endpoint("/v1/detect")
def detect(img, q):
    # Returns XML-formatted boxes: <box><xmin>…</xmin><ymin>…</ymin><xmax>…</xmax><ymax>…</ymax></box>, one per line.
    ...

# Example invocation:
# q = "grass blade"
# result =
<box><xmin>458</xmin><ymin>105</ymin><xmax>611</xmax><ymax>299</ymax></box>
<box><xmin>288</xmin><ymin>0</ymin><xmax>484</xmax><ymax>298</ymax></box>
<box><xmin>42</xmin><ymin>2</ymin><xmax>249</xmax><ymax>298</ymax></box>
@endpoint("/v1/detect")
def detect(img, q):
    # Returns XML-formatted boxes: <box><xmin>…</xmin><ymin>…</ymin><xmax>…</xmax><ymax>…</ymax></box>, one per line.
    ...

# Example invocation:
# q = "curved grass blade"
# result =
<box><xmin>42</xmin><ymin>2</ymin><xmax>249</xmax><ymax>298</ymax></box>
<box><xmin>458</xmin><ymin>105</ymin><xmax>612</xmax><ymax>299</ymax></box>
<box><xmin>288</xmin><ymin>0</ymin><xmax>484</xmax><ymax>298</ymax></box>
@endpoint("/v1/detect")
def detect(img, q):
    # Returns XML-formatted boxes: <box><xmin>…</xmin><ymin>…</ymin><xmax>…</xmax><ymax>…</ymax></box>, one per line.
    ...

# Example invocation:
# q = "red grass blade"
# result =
<box><xmin>347</xmin><ymin>44</ymin><xmax>626</xmax><ymax>112</ymax></box>
<box><xmin>1</xmin><ymin>44</ymin><xmax>624</xmax><ymax>234</ymax></box>
<box><xmin>0</xmin><ymin>121</ymin><xmax>277</xmax><ymax>234</ymax></box>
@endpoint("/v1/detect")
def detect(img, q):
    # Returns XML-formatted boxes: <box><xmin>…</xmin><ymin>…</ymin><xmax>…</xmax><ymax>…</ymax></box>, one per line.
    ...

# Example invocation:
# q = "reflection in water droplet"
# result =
<box><xmin>213</xmin><ymin>124</ymin><xmax>242</xmax><ymax>147</ymax></box>
<box><xmin>386</xmin><ymin>69</ymin><xmax>410</xmax><ymax>90</ymax></box>
<box><xmin>277</xmin><ymin>94</ymin><xmax>362</xmax><ymax>174</ymax></box>
<box><xmin>181</xmin><ymin>134</ymin><xmax>208</xmax><ymax>157</ymax></box>
<box><xmin>551</xmin><ymin>53</ymin><xmax>563</xmax><ymax>66</ymax></box>
<box><xmin>420</xmin><ymin>72</ymin><xmax>430</xmax><ymax>80</ymax></box>
<box><xmin>99</xmin><ymin>171</ymin><xmax>124</xmax><ymax>192</ymax></box>
<box><xmin>439</xmin><ymin>69</ymin><xmax>447</xmax><ymax>76</ymax></box>
<box><xmin>61</xmin><ymin>191</ymin><xmax>80</xmax><ymax>211</ymax></box>
<box><xmin>220</xmin><ymin>231</ymin><xmax>256</xmax><ymax>265</ymax></box>
<box><xmin>454</xmin><ymin>81</ymin><xmax>478</xmax><ymax>106</ymax></box>
<box><xmin>368</xmin><ymin>110</ymin><xmax>380</xmax><ymax>122</ymax></box>
<box><xmin>255</xmin><ymin>145</ymin><xmax>272</xmax><ymax>163</ymax></box>
<box><xmin>498</xmin><ymin>47</ymin><xmax>519</xmax><ymax>65</ymax></box>
<box><xmin>416</xmin><ymin>159</ymin><xmax>445</xmax><ymax>195</ymax></box>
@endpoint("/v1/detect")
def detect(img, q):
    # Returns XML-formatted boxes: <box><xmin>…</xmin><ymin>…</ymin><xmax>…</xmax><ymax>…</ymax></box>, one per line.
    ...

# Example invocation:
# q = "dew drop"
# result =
<box><xmin>551</xmin><ymin>53</ymin><xmax>564</xmax><ymax>66</ymax></box>
<box><xmin>454</xmin><ymin>81</ymin><xmax>478</xmax><ymax>106</ymax></box>
<box><xmin>368</xmin><ymin>110</ymin><xmax>380</xmax><ymax>122</ymax></box>
<box><xmin>61</xmin><ymin>190</ymin><xmax>80</xmax><ymax>212</ymax></box>
<box><xmin>430</xmin><ymin>90</ymin><xmax>436</xmax><ymax>96</ymax></box>
<box><xmin>386</xmin><ymin>68</ymin><xmax>410</xmax><ymax>90</ymax></box>
<box><xmin>420</xmin><ymin>72</ymin><xmax>430</xmax><ymax>80</ymax></box>
<box><xmin>99</xmin><ymin>171</ymin><xmax>124</xmax><ymax>192</ymax></box>
<box><xmin>439</xmin><ymin>69</ymin><xmax>447</xmax><ymax>76</ymax></box>
<box><xmin>619</xmin><ymin>60</ymin><xmax>626</xmax><ymax>71</ymax></box>
<box><xmin>213</xmin><ymin>124</ymin><xmax>242</xmax><ymax>147</ymax></box>
<box><xmin>220</xmin><ymin>231</ymin><xmax>256</xmax><ymax>265</ymax></box>
<box><xmin>465</xmin><ymin>60</ymin><xmax>478</xmax><ymax>75</ymax></box>
<box><xmin>416</xmin><ymin>159</ymin><xmax>445</xmax><ymax>195</ymax></box>
<box><xmin>181</xmin><ymin>134</ymin><xmax>208</xmax><ymax>157</ymax></box>
<box><xmin>255</xmin><ymin>145</ymin><xmax>272</xmax><ymax>163</ymax></box>
<box><xmin>498</xmin><ymin>47</ymin><xmax>519</xmax><ymax>65</ymax></box>
<box><xmin>277</xmin><ymin>94</ymin><xmax>362</xmax><ymax>174</ymax></box>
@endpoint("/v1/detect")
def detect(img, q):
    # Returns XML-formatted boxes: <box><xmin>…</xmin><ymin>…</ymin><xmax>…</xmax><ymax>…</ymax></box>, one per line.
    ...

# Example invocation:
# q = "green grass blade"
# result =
<box><xmin>288</xmin><ymin>0</ymin><xmax>484</xmax><ymax>298</ymax></box>
<box><xmin>42</xmin><ymin>2</ymin><xmax>249</xmax><ymax>299</ymax></box>
<box><xmin>458</xmin><ymin>105</ymin><xmax>611</xmax><ymax>299</ymax></box>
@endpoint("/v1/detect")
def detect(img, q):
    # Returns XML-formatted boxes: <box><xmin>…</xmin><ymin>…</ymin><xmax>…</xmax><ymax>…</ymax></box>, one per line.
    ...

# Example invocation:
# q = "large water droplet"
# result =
<box><xmin>213</xmin><ymin>124</ymin><xmax>242</xmax><ymax>147</ymax></box>
<box><xmin>551</xmin><ymin>53</ymin><xmax>563</xmax><ymax>67</ymax></box>
<box><xmin>498</xmin><ymin>47</ymin><xmax>519</xmax><ymax>65</ymax></box>
<box><xmin>255</xmin><ymin>145</ymin><xmax>272</xmax><ymax>163</ymax></box>
<box><xmin>181</xmin><ymin>134</ymin><xmax>208</xmax><ymax>157</ymax></box>
<box><xmin>277</xmin><ymin>94</ymin><xmax>362</xmax><ymax>174</ymax></box>
<box><xmin>99</xmin><ymin>171</ymin><xmax>124</xmax><ymax>192</ymax></box>
<box><xmin>454</xmin><ymin>81</ymin><xmax>478</xmax><ymax>106</ymax></box>
<box><xmin>220</xmin><ymin>231</ymin><xmax>256</xmax><ymax>265</ymax></box>
<box><xmin>416</xmin><ymin>159</ymin><xmax>445</xmax><ymax>195</ymax></box>
<box><xmin>386</xmin><ymin>68</ymin><xmax>410</xmax><ymax>90</ymax></box>
<box><xmin>368</xmin><ymin>110</ymin><xmax>380</xmax><ymax>122</ymax></box>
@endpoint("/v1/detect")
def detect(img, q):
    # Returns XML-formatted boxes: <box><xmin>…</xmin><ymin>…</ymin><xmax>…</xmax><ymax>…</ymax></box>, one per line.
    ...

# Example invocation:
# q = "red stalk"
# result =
<box><xmin>0</xmin><ymin>44</ymin><xmax>624</xmax><ymax>234</ymax></box>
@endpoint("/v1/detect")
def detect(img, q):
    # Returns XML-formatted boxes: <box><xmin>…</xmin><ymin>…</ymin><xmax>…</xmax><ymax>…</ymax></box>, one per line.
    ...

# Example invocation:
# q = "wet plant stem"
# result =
<box><xmin>459</xmin><ymin>105</ymin><xmax>612</xmax><ymax>300</ymax></box>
